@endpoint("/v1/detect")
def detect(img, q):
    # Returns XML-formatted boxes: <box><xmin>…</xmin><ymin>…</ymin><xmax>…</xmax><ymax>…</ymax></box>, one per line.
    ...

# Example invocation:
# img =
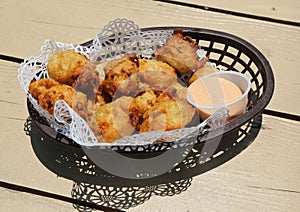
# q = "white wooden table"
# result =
<box><xmin>0</xmin><ymin>1</ymin><xmax>299</xmax><ymax>211</ymax></box>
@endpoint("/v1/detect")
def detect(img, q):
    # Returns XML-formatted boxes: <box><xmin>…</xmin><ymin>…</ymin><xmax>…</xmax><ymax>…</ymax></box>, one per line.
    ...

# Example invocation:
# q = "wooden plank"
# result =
<box><xmin>0</xmin><ymin>187</ymin><xmax>74</xmax><ymax>211</ymax></box>
<box><xmin>0</xmin><ymin>0</ymin><xmax>299</xmax><ymax>114</ymax></box>
<box><xmin>169</xmin><ymin>0</ymin><xmax>300</xmax><ymax>22</ymax></box>
<box><xmin>0</xmin><ymin>60</ymin><xmax>73</xmax><ymax>196</ymax></box>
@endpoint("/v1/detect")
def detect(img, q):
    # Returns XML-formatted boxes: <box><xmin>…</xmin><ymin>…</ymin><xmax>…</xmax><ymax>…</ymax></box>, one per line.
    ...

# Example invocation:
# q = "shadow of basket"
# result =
<box><xmin>24</xmin><ymin>113</ymin><xmax>262</xmax><ymax>210</ymax></box>
<box><xmin>71</xmin><ymin>178</ymin><xmax>192</xmax><ymax>211</ymax></box>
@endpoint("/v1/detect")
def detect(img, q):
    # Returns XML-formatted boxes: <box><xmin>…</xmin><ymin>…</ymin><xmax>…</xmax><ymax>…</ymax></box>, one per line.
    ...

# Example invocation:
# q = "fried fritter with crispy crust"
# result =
<box><xmin>37</xmin><ymin>84</ymin><xmax>75</xmax><ymax>114</ymax></box>
<box><xmin>73</xmin><ymin>62</ymin><xmax>100</xmax><ymax>101</ymax></box>
<box><xmin>101</xmin><ymin>54</ymin><xmax>139</xmax><ymax>97</ymax></box>
<box><xmin>85</xmin><ymin>112</ymin><xmax>103</xmax><ymax>142</ymax></box>
<box><xmin>139</xmin><ymin>100</ymin><xmax>196</xmax><ymax>132</ymax></box>
<box><xmin>155</xmin><ymin>29</ymin><xmax>208</xmax><ymax>74</ymax></box>
<box><xmin>29</xmin><ymin>78</ymin><xmax>96</xmax><ymax>118</ymax></box>
<box><xmin>153</xmin><ymin>82</ymin><xmax>189</xmax><ymax>104</ymax></box>
<box><xmin>188</xmin><ymin>65</ymin><xmax>218</xmax><ymax>85</ymax></box>
<box><xmin>137</xmin><ymin>58</ymin><xmax>178</xmax><ymax>91</ymax></box>
<box><xmin>47</xmin><ymin>50</ymin><xmax>89</xmax><ymax>85</ymax></box>
<box><xmin>72</xmin><ymin>92</ymin><xmax>94</xmax><ymax>120</ymax></box>
<box><xmin>138</xmin><ymin>58</ymin><xmax>177</xmax><ymax>77</ymax></box>
<box><xmin>129</xmin><ymin>89</ymin><xmax>157</xmax><ymax>130</ymax></box>
<box><xmin>28</xmin><ymin>78</ymin><xmax>60</xmax><ymax>99</ymax></box>
<box><xmin>95</xmin><ymin>96</ymin><xmax>135</xmax><ymax>143</ymax></box>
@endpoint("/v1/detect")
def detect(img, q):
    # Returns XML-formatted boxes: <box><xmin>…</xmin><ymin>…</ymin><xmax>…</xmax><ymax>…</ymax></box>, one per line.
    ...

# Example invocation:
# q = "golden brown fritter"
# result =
<box><xmin>29</xmin><ymin>78</ymin><xmax>60</xmax><ymax>99</ymax></box>
<box><xmin>47</xmin><ymin>50</ymin><xmax>89</xmax><ymax>85</ymax></box>
<box><xmin>101</xmin><ymin>54</ymin><xmax>139</xmax><ymax>97</ymax></box>
<box><xmin>95</xmin><ymin>96</ymin><xmax>135</xmax><ymax>143</ymax></box>
<box><xmin>29</xmin><ymin>78</ymin><xmax>96</xmax><ymax>119</ymax></box>
<box><xmin>72</xmin><ymin>92</ymin><xmax>94</xmax><ymax>120</ymax></box>
<box><xmin>155</xmin><ymin>29</ymin><xmax>208</xmax><ymax>74</ymax></box>
<box><xmin>73</xmin><ymin>62</ymin><xmax>100</xmax><ymax>101</ymax></box>
<box><xmin>129</xmin><ymin>89</ymin><xmax>157</xmax><ymax>130</ymax></box>
<box><xmin>138</xmin><ymin>58</ymin><xmax>177</xmax><ymax>76</ymax></box>
<box><xmin>140</xmin><ymin>100</ymin><xmax>196</xmax><ymax>132</ymax></box>
<box><xmin>188</xmin><ymin>65</ymin><xmax>218</xmax><ymax>85</ymax></box>
<box><xmin>159</xmin><ymin>83</ymin><xmax>188</xmax><ymax>101</ymax></box>
<box><xmin>93</xmin><ymin>61</ymin><xmax>108</xmax><ymax>106</ymax></box>
<box><xmin>37</xmin><ymin>84</ymin><xmax>75</xmax><ymax>114</ymax></box>
<box><xmin>85</xmin><ymin>112</ymin><xmax>103</xmax><ymax>142</ymax></box>
<box><xmin>137</xmin><ymin>58</ymin><xmax>178</xmax><ymax>91</ymax></box>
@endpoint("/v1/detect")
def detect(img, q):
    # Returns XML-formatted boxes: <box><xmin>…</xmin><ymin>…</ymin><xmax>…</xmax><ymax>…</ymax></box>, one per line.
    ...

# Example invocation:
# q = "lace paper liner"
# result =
<box><xmin>18</xmin><ymin>18</ymin><xmax>227</xmax><ymax>148</ymax></box>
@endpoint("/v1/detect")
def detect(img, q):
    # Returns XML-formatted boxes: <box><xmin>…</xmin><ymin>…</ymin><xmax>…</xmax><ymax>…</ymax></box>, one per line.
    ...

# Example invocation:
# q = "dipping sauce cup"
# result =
<box><xmin>186</xmin><ymin>71</ymin><xmax>251</xmax><ymax>121</ymax></box>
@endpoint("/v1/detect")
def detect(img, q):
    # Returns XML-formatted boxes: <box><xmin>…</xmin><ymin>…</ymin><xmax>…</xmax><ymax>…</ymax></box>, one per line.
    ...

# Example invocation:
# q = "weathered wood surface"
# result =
<box><xmin>0</xmin><ymin>0</ymin><xmax>299</xmax><ymax>211</ymax></box>
<box><xmin>170</xmin><ymin>0</ymin><xmax>300</xmax><ymax>22</ymax></box>
<box><xmin>130</xmin><ymin>116</ymin><xmax>300</xmax><ymax>211</ymax></box>
<box><xmin>0</xmin><ymin>187</ymin><xmax>74</xmax><ymax>212</ymax></box>
<box><xmin>0</xmin><ymin>0</ymin><xmax>299</xmax><ymax>114</ymax></box>
<box><xmin>0</xmin><ymin>60</ymin><xmax>73</xmax><ymax>195</ymax></box>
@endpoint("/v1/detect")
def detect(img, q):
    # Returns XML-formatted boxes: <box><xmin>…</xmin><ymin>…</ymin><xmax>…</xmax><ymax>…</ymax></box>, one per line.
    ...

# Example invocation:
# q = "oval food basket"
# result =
<box><xmin>27</xmin><ymin>26</ymin><xmax>274</xmax><ymax>153</ymax></box>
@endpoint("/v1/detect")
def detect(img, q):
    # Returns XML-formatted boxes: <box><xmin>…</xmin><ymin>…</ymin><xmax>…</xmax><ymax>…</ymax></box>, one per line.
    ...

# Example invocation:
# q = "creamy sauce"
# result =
<box><xmin>189</xmin><ymin>77</ymin><xmax>242</xmax><ymax>107</ymax></box>
<box><xmin>188</xmin><ymin>76</ymin><xmax>245</xmax><ymax>119</ymax></box>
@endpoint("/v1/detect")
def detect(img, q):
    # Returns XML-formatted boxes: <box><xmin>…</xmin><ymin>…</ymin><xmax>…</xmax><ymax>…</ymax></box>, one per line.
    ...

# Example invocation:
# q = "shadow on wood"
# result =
<box><xmin>23</xmin><ymin>112</ymin><xmax>262</xmax><ymax>210</ymax></box>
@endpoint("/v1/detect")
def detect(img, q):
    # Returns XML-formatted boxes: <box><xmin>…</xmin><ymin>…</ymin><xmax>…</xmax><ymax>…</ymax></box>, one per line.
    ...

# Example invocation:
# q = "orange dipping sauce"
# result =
<box><xmin>187</xmin><ymin>71</ymin><xmax>251</xmax><ymax>120</ymax></box>
<box><xmin>189</xmin><ymin>77</ymin><xmax>242</xmax><ymax>107</ymax></box>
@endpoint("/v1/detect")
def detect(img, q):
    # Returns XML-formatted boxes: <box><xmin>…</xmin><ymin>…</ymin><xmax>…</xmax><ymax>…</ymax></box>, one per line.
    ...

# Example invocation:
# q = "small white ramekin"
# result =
<box><xmin>186</xmin><ymin>71</ymin><xmax>251</xmax><ymax>120</ymax></box>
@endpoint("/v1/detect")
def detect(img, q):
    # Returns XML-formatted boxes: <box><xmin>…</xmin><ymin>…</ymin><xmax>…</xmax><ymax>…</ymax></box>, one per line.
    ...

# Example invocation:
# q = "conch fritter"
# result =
<box><xmin>73</xmin><ymin>62</ymin><xmax>100</xmax><ymax>101</ymax></box>
<box><xmin>158</xmin><ymin>83</ymin><xmax>188</xmax><ymax>101</ymax></box>
<box><xmin>140</xmin><ymin>100</ymin><xmax>196</xmax><ymax>132</ymax></box>
<box><xmin>101</xmin><ymin>54</ymin><xmax>139</xmax><ymax>97</ymax></box>
<box><xmin>189</xmin><ymin>65</ymin><xmax>219</xmax><ymax>85</ymax></box>
<box><xmin>72</xmin><ymin>92</ymin><xmax>93</xmax><ymax>120</ymax></box>
<box><xmin>47</xmin><ymin>50</ymin><xmax>89</xmax><ymax>85</ymax></box>
<box><xmin>37</xmin><ymin>84</ymin><xmax>75</xmax><ymax>114</ymax></box>
<box><xmin>95</xmin><ymin>96</ymin><xmax>135</xmax><ymax>143</ymax></box>
<box><xmin>155</xmin><ymin>29</ymin><xmax>208</xmax><ymax>74</ymax></box>
<box><xmin>129</xmin><ymin>89</ymin><xmax>157</xmax><ymax>130</ymax></box>
<box><xmin>138</xmin><ymin>58</ymin><xmax>177</xmax><ymax>76</ymax></box>
<box><xmin>138</xmin><ymin>59</ymin><xmax>178</xmax><ymax>91</ymax></box>
<box><xmin>28</xmin><ymin>78</ymin><xmax>60</xmax><ymax>99</ymax></box>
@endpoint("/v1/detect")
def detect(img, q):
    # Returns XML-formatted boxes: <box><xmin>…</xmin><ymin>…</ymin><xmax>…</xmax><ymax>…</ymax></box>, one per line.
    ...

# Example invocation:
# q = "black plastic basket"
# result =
<box><xmin>29</xmin><ymin>27</ymin><xmax>274</xmax><ymax>152</ymax></box>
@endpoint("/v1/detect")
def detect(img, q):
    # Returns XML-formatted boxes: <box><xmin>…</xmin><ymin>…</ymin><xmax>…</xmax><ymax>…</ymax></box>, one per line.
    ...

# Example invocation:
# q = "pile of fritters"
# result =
<box><xmin>29</xmin><ymin>29</ymin><xmax>210</xmax><ymax>143</ymax></box>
